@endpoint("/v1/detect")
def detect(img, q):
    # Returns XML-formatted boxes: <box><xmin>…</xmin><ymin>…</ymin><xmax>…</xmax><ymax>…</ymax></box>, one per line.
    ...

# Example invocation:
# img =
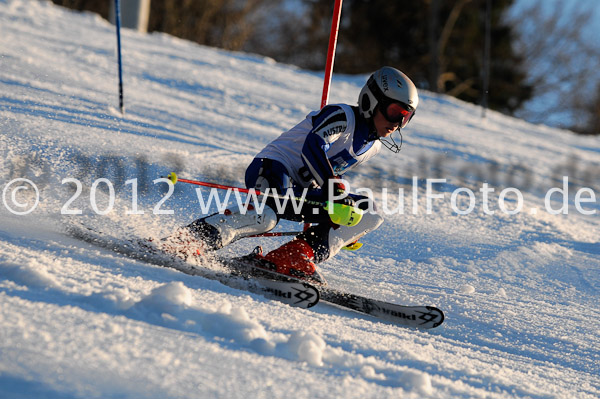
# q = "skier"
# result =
<box><xmin>178</xmin><ymin>66</ymin><xmax>418</xmax><ymax>284</ymax></box>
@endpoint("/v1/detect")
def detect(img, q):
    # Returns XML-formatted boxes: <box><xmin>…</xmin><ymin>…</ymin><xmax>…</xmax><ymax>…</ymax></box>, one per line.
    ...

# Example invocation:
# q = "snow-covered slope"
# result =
<box><xmin>1</xmin><ymin>1</ymin><xmax>599</xmax><ymax>398</ymax></box>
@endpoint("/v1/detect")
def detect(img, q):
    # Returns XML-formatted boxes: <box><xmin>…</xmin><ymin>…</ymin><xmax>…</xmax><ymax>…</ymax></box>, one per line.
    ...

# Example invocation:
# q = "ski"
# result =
<box><xmin>222</xmin><ymin>252</ymin><xmax>444</xmax><ymax>329</ymax></box>
<box><xmin>66</xmin><ymin>225</ymin><xmax>319</xmax><ymax>309</ymax></box>
<box><xmin>318</xmin><ymin>287</ymin><xmax>444</xmax><ymax>329</ymax></box>
<box><xmin>66</xmin><ymin>225</ymin><xmax>444</xmax><ymax>327</ymax></box>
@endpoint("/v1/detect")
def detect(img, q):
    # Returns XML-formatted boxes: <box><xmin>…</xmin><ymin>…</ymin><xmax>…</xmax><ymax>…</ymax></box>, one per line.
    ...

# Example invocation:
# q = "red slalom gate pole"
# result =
<box><xmin>314</xmin><ymin>0</ymin><xmax>343</xmax><ymax>233</ymax></box>
<box><xmin>320</xmin><ymin>0</ymin><xmax>343</xmax><ymax>109</ymax></box>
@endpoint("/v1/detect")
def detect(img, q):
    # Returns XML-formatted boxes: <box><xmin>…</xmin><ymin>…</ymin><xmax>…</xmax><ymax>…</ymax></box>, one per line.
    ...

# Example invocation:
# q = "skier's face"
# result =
<box><xmin>373</xmin><ymin>107</ymin><xmax>400</xmax><ymax>137</ymax></box>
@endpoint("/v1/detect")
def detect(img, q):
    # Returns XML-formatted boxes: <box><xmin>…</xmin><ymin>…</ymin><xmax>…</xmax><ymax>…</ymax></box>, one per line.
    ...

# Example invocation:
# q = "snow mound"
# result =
<box><xmin>134</xmin><ymin>281</ymin><xmax>193</xmax><ymax>314</ymax></box>
<box><xmin>200</xmin><ymin>301</ymin><xmax>270</xmax><ymax>345</ymax></box>
<box><xmin>0</xmin><ymin>260</ymin><xmax>60</xmax><ymax>289</ymax></box>
<box><xmin>283</xmin><ymin>331</ymin><xmax>327</xmax><ymax>366</ymax></box>
<box><xmin>398</xmin><ymin>369</ymin><xmax>433</xmax><ymax>395</ymax></box>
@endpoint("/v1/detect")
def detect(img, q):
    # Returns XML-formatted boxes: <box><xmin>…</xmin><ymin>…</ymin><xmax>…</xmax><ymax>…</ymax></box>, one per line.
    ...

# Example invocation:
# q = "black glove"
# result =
<box><xmin>326</xmin><ymin>178</ymin><xmax>355</xmax><ymax>207</ymax></box>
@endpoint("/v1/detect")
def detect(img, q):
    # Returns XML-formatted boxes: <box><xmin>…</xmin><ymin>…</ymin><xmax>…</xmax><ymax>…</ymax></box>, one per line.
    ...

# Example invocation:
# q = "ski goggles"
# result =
<box><xmin>381</xmin><ymin>100</ymin><xmax>415</xmax><ymax>128</ymax></box>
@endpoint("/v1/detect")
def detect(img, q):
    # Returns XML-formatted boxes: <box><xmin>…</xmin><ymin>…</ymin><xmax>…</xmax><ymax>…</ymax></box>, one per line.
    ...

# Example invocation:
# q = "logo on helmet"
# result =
<box><xmin>396</xmin><ymin>79</ymin><xmax>403</xmax><ymax>88</ymax></box>
<box><xmin>381</xmin><ymin>74</ymin><xmax>389</xmax><ymax>92</ymax></box>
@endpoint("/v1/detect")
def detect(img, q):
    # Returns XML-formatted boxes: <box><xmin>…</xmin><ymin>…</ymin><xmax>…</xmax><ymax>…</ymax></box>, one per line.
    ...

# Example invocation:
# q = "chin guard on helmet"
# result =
<box><xmin>380</xmin><ymin>130</ymin><xmax>403</xmax><ymax>153</ymax></box>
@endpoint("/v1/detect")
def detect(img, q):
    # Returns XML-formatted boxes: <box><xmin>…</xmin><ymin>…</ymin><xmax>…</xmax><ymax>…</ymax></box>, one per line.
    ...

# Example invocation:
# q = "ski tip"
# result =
<box><xmin>167</xmin><ymin>172</ymin><xmax>178</xmax><ymax>184</ymax></box>
<box><xmin>424</xmin><ymin>306</ymin><xmax>445</xmax><ymax>328</ymax></box>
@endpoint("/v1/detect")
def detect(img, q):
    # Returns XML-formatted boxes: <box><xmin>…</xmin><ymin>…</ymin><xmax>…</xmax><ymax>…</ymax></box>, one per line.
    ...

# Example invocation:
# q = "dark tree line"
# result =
<box><xmin>50</xmin><ymin>0</ymin><xmax>276</xmax><ymax>51</ymax></box>
<box><xmin>51</xmin><ymin>0</ymin><xmax>110</xmax><ymax>16</ymax></box>
<box><xmin>509</xmin><ymin>1</ymin><xmax>600</xmax><ymax>135</ymax></box>
<box><xmin>283</xmin><ymin>0</ymin><xmax>531</xmax><ymax>116</ymax></box>
<box><xmin>50</xmin><ymin>0</ymin><xmax>599</xmax><ymax>134</ymax></box>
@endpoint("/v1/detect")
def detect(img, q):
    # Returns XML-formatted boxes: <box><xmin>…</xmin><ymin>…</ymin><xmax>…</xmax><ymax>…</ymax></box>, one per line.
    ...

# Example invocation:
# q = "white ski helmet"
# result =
<box><xmin>358</xmin><ymin>66</ymin><xmax>419</xmax><ymax>129</ymax></box>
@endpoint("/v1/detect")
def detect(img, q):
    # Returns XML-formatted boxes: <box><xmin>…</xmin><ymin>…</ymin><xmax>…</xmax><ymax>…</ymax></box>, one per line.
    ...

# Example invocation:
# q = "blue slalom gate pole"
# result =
<box><xmin>114</xmin><ymin>0</ymin><xmax>124</xmax><ymax>114</ymax></box>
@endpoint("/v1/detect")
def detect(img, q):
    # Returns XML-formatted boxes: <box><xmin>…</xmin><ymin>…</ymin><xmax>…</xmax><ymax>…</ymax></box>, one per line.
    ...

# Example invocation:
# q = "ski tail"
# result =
<box><xmin>65</xmin><ymin>224</ymin><xmax>319</xmax><ymax>308</ymax></box>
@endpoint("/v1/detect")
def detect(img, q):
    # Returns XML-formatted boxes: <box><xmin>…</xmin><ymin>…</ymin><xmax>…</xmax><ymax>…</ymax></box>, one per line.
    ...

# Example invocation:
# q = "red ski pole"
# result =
<box><xmin>166</xmin><ymin>173</ymin><xmax>325</xmax><ymax>207</ymax></box>
<box><xmin>166</xmin><ymin>173</ymin><xmax>362</xmax><ymax>227</ymax></box>
<box><xmin>167</xmin><ymin>173</ymin><xmax>308</xmax><ymax>237</ymax></box>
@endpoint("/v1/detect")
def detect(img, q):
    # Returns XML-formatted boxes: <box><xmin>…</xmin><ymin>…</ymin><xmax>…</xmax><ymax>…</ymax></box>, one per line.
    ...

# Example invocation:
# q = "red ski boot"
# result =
<box><xmin>259</xmin><ymin>239</ymin><xmax>326</xmax><ymax>285</ymax></box>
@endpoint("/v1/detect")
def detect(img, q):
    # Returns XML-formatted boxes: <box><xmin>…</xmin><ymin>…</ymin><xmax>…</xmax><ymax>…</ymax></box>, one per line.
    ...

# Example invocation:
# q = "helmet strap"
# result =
<box><xmin>380</xmin><ymin>130</ymin><xmax>403</xmax><ymax>153</ymax></box>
